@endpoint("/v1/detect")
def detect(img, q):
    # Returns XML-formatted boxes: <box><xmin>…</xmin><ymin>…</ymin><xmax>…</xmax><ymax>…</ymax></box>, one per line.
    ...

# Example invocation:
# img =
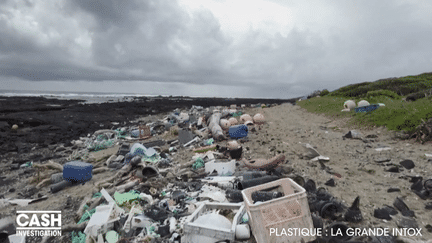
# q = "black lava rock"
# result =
<box><xmin>393</xmin><ymin>197</ymin><xmax>415</xmax><ymax>217</ymax></box>
<box><xmin>387</xmin><ymin>187</ymin><xmax>400</xmax><ymax>193</ymax></box>
<box><xmin>400</xmin><ymin>159</ymin><xmax>415</xmax><ymax>169</ymax></box>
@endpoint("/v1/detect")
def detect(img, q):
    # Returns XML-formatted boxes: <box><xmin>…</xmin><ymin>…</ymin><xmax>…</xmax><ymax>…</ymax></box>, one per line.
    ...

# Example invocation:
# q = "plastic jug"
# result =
<box><xmin>229</xmin><ymin>124</ymin><xmax>248</xmax><ymax>139</ymax></box>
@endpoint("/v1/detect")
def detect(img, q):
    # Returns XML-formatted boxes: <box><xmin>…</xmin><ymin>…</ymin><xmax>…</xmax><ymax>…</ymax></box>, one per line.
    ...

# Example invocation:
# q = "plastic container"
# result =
<box><xmin>183</xmin><ymin>202</ymin><xmax>246</xmax><ymax>243</ymax></box>
<box><xmin>229</xmin><ymin>125</ymin><xmax>248</xmax><ymax>139</ymax></box>
<box><xmin>63</xmin><ymin>161</ymin><xmax>93</xmax><ymax>183</ymax></box>
<box><xmin>241</xmin><ymin>178</ymin><xmax>315</xmax><ymax>243</ymax></box>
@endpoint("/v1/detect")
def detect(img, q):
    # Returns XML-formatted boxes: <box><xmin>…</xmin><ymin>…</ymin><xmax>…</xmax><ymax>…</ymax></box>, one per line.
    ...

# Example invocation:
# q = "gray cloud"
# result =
<box><xmin>1</xmin><ymin>0</ymin><xmax>432</xmax><ymax>98</ymax></box>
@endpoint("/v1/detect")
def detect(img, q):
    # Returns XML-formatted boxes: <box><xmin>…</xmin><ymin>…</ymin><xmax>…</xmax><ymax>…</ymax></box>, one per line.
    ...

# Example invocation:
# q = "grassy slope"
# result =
<box><xmin>298</xmin><ymin>72</ymin><xmax>432</xmax><ymax>133</ymax></box>
<box><xmin>330</xmin><ymin>72</ymin><xmax>432</xmax><ymax>97</ymax></box>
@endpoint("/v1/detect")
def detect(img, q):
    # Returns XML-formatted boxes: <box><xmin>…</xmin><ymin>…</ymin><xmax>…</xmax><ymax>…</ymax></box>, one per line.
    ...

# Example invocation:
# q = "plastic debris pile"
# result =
<box><xmin>3</xmin><ymin>102</ymin><xmax>430</xmax><ymax>243</ymax></box>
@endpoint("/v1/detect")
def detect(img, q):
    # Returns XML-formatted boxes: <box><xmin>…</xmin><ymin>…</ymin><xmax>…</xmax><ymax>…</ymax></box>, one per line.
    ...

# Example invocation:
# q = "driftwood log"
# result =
<box><xmin>33</xmin><ymin>160</ymin><xmax>63</xmax><ymax>171</ymax></box>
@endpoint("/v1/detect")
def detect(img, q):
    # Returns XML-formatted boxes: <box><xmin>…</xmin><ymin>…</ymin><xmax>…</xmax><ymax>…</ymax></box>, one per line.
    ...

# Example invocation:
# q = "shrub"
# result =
<box><xmin>307</xmin><ymin>90</ymin><xmax>321</xmax><ymax>99</ymax></box>
<box><xmin>365</xmin><ymin>90</ymin><xmax>400</xmax><ymax>99</ymax></box>
<box><xmin>320</xmin><ymin>89</ymin><xmax>330</xmax><ymax>96</ymax></box>
<box><xmin>330</xmin><ymin>72</ymin><xmax>432</xmax><ymax>97</ymax></box>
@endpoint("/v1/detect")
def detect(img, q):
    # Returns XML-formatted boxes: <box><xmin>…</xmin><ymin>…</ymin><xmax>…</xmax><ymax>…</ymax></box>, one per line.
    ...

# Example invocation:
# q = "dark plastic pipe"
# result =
<box><xmin>226</xmin><ymin>189</ymin><xmax>243</xmax><ymax>202</ymax></box>
<box><xmin>50</xmin><ymin>180</ymin><xmax>73</xmax><ymax>193</ymax></box>
<box><xmin>251</xmin><ymin>191</ymin><xmax>283</xmax><ymax>203</ymax></box>
<box><xmin>237</xmin><ymin>175</ymin><xmax>279</xmax><ymax>190</ymax></box>
<box><xmin>240</xmin><ymin>171</ymin><xmax>267</xmax><ymax>180</ymax></box>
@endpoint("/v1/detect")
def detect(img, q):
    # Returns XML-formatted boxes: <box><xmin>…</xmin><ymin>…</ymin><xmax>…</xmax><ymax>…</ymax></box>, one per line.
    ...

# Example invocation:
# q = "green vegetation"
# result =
<box><xmin>320</xmin><ymin>89</ymin><xmax>330</xmax><ymax>96</ymax></box>
<box><xmin>329</xmin><ymin>72</ymin><xmax>432</xmax><ymax>97</ymax></box>
<box><xmin>298</xmin><ymin>72</ymin><xmax>432</xmax><ymax>134</ymax></box>
<box><xmin>365</xmin><ymin>90</ymin><xmax>400</xmax><ymax>99</ymax></box>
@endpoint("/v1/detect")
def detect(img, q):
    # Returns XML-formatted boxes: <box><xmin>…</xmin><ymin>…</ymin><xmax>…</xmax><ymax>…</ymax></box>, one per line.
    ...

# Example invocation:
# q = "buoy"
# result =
<box><xmin>343</xmin><ymin>100</ymin><xmax>355</xmax><ymax>110</ymax></box>
<box><xmin>357</xmin><ymin>100</ymin><xmax>370</xmax><ymax>107</ymax></box>
<box><xmin>220</xmin><ymin>119</ymin><xmax>231</xmax><ymax>130</ymax></box>
<box><xmin>228</xmin><ymin>117</ymin><xmax>238</xmax><ymax>126</ymax></box>
<box><xmin>253</xmin><ymin>113</ymin><xmax>265</xmax><ymax>124</ymax></box>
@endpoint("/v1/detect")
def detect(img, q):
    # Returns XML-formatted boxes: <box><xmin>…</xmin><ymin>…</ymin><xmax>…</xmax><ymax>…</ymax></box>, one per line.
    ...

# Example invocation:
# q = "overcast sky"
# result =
<box><xmin>1</xmin><ymin>0</ymin><xmax>432</xmax><ymax>98</ymax></box>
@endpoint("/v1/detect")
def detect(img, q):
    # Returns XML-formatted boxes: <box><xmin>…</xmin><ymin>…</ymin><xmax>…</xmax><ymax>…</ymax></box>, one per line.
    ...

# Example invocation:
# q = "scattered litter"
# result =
<box><xmin>7</xmin><ymin>101</ymin><xmax>429</xmax><ymax>243</ymax></box>
<box><xmin>375</xmin><ymin>147</ymin><xmax>391</xmax><ymax>151</ymax></box>
<box><xmin>114</xmin><ymin>191</ymin><xmax>141</xmax><ymax>205</ymax></box>
<box><xmin>198</xmin><ymin>185</ymin><xmax>227</xmax><ymax>202</ymax></box>
<box><xmin>205</xmin><ymin>160</ymin><xmax>236</xmax><ymax>176</ymax></box>
<box><xmin>343</xmin><ymin>130</ymin><xmax>362</xmax><ymax>139</ymax></box>
<box><xmin>183</xmin><ymin>202</ymin><xmax>245</xmax><ymax>243</ymax></box>
<box><xmin>192</xmin><ymin>157</ymin><xmax>205</xmax><ymax>170</ymax></box>
<box><xmin>84</xmin><ymin>202</ymin><xmax>124</xmax><ymax>238</ymax></box>
<box><xmin>178</xmin><ymin>129</ymin><xmax>195</xmax><ymax>145</ymax></box>
<box><xmin>303</xmin><ymin>143</ymin><xmax>320</xmax><ymax>159</ymax></box>
<box><xmin>311</xmin><ymin>155</ymin><xmax>330</xmax><ymax>162</ymax></box>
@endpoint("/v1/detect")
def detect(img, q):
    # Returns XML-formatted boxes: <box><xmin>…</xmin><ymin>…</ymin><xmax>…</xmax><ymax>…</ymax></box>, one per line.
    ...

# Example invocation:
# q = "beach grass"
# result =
<box><xmin>298</xmin><ymin>95</ymin><xmax>432</xmax><ymax>132</ymax></box>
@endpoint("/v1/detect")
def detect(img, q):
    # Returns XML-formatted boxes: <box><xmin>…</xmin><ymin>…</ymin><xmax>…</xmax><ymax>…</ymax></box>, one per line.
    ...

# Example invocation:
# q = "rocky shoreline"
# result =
<box><xmin>0</xmin><ymin>96</ymin><xmax>296</xmax><ymax>154</ymax></box>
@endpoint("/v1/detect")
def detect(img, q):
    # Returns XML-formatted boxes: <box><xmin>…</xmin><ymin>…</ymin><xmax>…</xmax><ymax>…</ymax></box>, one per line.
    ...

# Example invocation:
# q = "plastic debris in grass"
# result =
<box><xmin>71</xmin><ymin>231</ymin><xmax>86</xmax><ymax>243</ymax></box>
<box><xmin>114</xmin><ymin>190</ymin><xmax>141</xmax><ymax>206</ymax></box>
<box><xmin>354</xmin><ymin>104</ymin><xmax>380</xmax><ymax>113</ymax></box>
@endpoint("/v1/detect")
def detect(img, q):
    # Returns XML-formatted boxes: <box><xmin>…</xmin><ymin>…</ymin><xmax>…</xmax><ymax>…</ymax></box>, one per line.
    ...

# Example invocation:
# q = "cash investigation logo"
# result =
<box><xmin>16</xmin><ymin>211</ymin><xmax>62</xmax><ymax>237</ymax></box>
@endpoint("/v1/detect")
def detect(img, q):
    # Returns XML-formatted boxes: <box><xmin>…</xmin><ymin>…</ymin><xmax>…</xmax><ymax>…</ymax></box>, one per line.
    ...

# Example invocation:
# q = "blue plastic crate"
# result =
<box><xmin>63</xmin><ymin>161</ymin><xmax>93</xmax><ymax>183</ymax></box>
<box><xmin>354</xmin><ymin>104</ymin><xmax>380</xmax><ymax>113</ymax></box>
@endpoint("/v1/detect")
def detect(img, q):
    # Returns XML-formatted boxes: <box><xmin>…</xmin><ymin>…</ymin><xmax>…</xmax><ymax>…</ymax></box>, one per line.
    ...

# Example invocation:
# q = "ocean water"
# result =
<box><xmin>0</xmin><ymin>90</ymin><xmax>159</xmax><ymax>104</ymax></box>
